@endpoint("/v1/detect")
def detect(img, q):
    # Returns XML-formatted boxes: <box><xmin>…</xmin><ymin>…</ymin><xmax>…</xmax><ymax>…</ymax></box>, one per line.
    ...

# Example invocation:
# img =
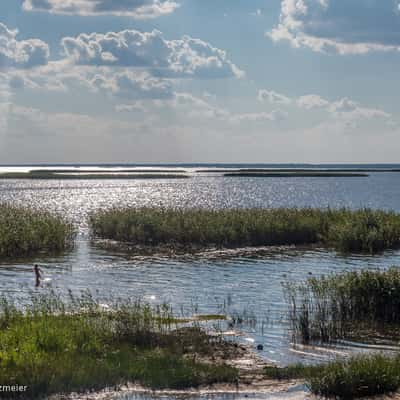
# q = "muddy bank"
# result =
<box><xmin>50</xmin><ymin>345</ymin><xmax>306</xmax><ymax>400</ymax></box>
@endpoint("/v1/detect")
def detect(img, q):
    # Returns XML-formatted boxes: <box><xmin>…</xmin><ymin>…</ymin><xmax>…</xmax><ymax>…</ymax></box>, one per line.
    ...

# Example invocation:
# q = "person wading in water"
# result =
<box><xmin>34</xmin><ymin>264</ymin><xmax>42</xmax><ymax>287</ymax></box>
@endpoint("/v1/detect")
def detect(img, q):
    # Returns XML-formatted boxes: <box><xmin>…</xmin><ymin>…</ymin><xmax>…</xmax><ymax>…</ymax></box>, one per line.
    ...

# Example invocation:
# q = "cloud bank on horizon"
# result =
<box><xmin>0</xmin><ymin>0</ymin><xmax>399</xmax><ymax>163</ymax></box>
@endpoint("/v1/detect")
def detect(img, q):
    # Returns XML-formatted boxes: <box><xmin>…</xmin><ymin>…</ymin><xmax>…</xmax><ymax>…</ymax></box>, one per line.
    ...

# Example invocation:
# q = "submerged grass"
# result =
<box><xmin>265</xmin><ymin>354</ymin><xmax>400</xmax><ymax>399</ymax></box>
<box><xmin>0</xmin><ymin>204</ymin><xmax>74</xmax><ymax>259</ymax></box>
<box><xmin>0</xmin><ymin>291</ymin><xmax>238</xmax><ymax>398</ymax></box>
<box><xmin>90</xmin><ymin>207</ymin><xmax>400</xmax><ymax>254</ymax></box>
<box><xmin>285</xmin><ymin>268</ymin><xmax>400</xmax><ymax>344</ymax></box>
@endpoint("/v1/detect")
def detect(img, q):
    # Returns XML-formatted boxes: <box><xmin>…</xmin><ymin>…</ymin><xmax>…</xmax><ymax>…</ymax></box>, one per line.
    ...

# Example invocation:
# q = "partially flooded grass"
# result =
<box><xmin>265</xmin><ymin>355</ymin><xmax>400</xmax><ymax>399</ymax></box>
<box><xmin>0</xmin><ymin>291</ymin><xmax>238</xmax><ymax>398</ymax></box>
<box><xmin>0</xmin><ymin>204</ymin><xmax>75</xmax><ymax>259</ymax></box>
<box><xmin>285</xmin><ymin>268</ymin><xmax>400</xmax><ymax>344</ymax></box>
<box><xmin>90</xmin><ymin>207</ymin><xmax>400</xmax><ymax>254</ymax></box>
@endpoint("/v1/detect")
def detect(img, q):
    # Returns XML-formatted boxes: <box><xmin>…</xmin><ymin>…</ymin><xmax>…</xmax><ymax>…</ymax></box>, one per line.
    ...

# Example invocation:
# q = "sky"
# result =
<box><xmin>0</xmin><ymin>0</ymin><xmax>399</xmax><ymax>164</ymax></box>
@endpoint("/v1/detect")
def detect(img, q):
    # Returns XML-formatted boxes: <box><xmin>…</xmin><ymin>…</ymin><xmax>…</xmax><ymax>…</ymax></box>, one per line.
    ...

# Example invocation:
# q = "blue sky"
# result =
<box><xmin>0</xmin><ymin>0</ymin><xmax>399</xmax><ymax>163</ymax></box>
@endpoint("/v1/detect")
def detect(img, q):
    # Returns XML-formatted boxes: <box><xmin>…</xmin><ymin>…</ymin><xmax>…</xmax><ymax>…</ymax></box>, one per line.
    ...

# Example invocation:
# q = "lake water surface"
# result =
<box><xmin>1</xmin><ymin>167</ymin><xmax>400</xmax><ymax>369</ymax></box>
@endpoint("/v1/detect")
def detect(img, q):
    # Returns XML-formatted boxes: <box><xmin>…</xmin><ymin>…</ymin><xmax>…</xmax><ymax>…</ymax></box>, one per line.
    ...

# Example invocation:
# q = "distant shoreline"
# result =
<box><xmin>3</xmin><ymin>168</ymin><xmax>400</xmax><ymax>179</ymax></box>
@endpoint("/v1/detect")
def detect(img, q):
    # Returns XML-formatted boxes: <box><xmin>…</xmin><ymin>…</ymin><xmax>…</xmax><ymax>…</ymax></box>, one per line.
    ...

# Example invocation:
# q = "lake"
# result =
<box><xmin>1</xmin><ymin>165</ymin><xmax>400</xmax><ymax>368</ymax></box>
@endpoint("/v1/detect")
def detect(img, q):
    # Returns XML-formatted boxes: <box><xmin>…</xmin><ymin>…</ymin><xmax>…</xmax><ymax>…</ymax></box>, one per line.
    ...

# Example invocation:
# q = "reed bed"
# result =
<box><xmin>265</xmin><ymin>354</ymin><xmax>400</xmax><ymax>399</ymax></box>
<box><xmin>285</xmin><ymin>268</ymin><xmax>400</xmax><ymax>344</ymax></box>
<box><xmin>0</xmin><ymin>291</ymin><xmax>237</xmax><ymax>398</ymax></box>
<box><xmin>90</xmin><ymin>207</ymin><xmax>400</xmax><ymax>253</ymax></box>
<box><xmin>0</xmin><ymin>204</ymin><xmax>74</xmax><ymax>258</ymax></box>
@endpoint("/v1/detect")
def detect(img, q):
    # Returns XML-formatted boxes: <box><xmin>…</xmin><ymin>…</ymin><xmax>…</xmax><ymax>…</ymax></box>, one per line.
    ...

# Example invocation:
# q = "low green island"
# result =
<box><xmin>0</xmin><ymin>170</ymin><xmax>189</xmax><ymax>180</ymax></box>
<box><xmin>224</xmin><ymin>171</ymin><xmax>369</xmax><ymax>177</ymax></box>
<box><xmin>197</xmin><ymin>168</ymin><xmax>400</xmax><ymax>174</ymax></box>
<box><xmin>0</xmin><ymin>205</ymin><xmax>74</xmax><ymax>258</ymax></box>
<box><xmin>90</xmin><ymin>207</ymin><xmax>400</xmax><ymax>253</ymax></box>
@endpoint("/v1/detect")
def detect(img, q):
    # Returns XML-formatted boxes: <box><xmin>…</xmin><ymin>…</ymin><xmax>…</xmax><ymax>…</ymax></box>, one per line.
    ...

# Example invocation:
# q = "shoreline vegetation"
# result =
<box><xmin>0</xmin><ymin>292</ymin><xmax>238</xmax><ymax>399</ymax></box>
<box><xmin>3</xmin><ymin>289</ymin><xmax>400</xmax><ymax>399</ymax></box>
<box><xmin>265</xmin><ymin>354</ymin><xmax>400</xmax><ymax>399</ymax></box>
<box><xmin>285</xmin><ymin>268</ymin><xmax>400</xmax><ymax>344</ymax></box>
<box><xmin>0</xmin><ymin>205</ymin><xmax>74</xmax><ymax>258</ymax></box>
<box><xmin>89</xmin><ymin>207</ymin><xmax>400</xmax><ymax>254</ymax></box>
<box><xmin>270</xmin><ymin>268</ymin><xmax>400</xmax><ymax>399</ymax></box>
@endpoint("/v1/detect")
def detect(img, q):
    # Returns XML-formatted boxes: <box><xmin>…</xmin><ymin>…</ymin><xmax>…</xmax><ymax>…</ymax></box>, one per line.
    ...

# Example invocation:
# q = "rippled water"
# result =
<box><xmin>1</xmin><ymin>170</ymin><xmax>400</xmax><ymax>367</ymax></box>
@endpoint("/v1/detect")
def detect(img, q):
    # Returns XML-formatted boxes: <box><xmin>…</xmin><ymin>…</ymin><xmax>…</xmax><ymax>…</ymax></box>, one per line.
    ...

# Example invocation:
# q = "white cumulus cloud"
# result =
<box><xmin>61</xmin><ymin>29</ymin><xmax>244</xmax><ymax>79</ymax></box>
<box><xmin>297</xmin><ymin>94</ymin><xmax>329</xmax><ymax>109</ymax></box>
<box><xmin>22</xmin><ymin>0</ymin><xmax>179</xmax><ymax>19</ymax></box>
<box><xmin>0</xmin><ymin>23</ymin><xmax>49</xmax><ymax>69</ymax></box>
<box><xmin>268</xmin><ymin>0</ymin><xmax>400</xmax><ymax>54</ymax></box>
<box><xmin>257</xmin><ymin>88</ymin><xmax>391</xmax><ymax>124</ymax></box>
<box><xmin>258</xmin><ymin>89</ymin><xmax>292</xmax><ymax>104</ymax></box>
<box><xmin>88</xmin><ymin>69</ymin><xmax>174</xmax><ymax>99</ymax></box>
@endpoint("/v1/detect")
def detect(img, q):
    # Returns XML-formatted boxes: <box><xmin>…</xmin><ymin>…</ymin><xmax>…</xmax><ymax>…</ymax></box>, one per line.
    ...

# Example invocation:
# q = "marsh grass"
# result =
<box><xmin>285</xmin><ymin>268</ymin><xmax>400</xmax><ymax>344</ymax></box>
<box><xmin>0</xmin><ymin>204</ymin><xmax>74</xmax><ymax>259</ymax></box>
<box><xmin>265</xmin><ymin>355</ymin><xmax>400</xmax><ymax>399</ymax></box>
<box><xmin>90</xmin><ymin>207</ymin><xmax>400</xmax><ymax>254</ymax></box>
<box><xmin>0</xmin><ymin>291</ymin><xmax>237</xmax><ymax>398</ymax></box>
<box><xmin>308</xmin><ymin>354</ymin><xmax>400</xmax><ymax>399</ymax></box>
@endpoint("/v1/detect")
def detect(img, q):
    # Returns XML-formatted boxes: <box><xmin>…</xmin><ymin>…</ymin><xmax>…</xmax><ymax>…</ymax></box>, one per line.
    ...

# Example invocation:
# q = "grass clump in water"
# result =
<box><xmin>90</xmin><ymin>207</ymin><xmax>400</xmax><ymax>254</ymax></box>
<box><xmin>285</xmin><ymin>268</ymin><xmax>400</xmax><ymax>344</ymax></box>
<box><xmin>0</xmin><ymin>204</ymin><xmax>75</xmax><ymax>259</ymax></box>
<box><xmin>0</xmin><ymin>291</ymin><xmax>238</xmax><ymax>398</ymax></box>
<box><xmin>265</xmin><ymin>355</ymin><xmax>400</xmax><ymax>399</ymax></box>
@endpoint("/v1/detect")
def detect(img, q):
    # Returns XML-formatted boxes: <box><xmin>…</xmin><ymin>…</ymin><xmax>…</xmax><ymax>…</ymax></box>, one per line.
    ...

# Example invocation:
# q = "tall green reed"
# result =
<box><xmin>90</xmin><ymin>207</ymin><xmax>400</xmax><ymax>253</ymax></box>
<box><xmin>285</xmin><ymin>268</ymin><xmax>400</xmax><ymax>344</ymax></box>
<box><xmin>0</xmin><ymin>204</ymin><xmax>74</xmax><ymax>258</ymax></box>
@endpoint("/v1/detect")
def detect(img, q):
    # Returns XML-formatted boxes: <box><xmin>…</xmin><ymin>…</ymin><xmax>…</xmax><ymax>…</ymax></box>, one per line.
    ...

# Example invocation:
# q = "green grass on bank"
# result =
<box><xmin>89</xmin><ymin>207</ymin><xmax>400</xmax><ymax>254</ymax></box>
<box><xmin>0</xmin><ymin>292</ymin><xmax>237</xmax><ymax>398</ymax></box>
<box><xmin>285</xmin><ymin>268</ymin><xmax>400</xmax><ymax>344</ymax></box>
<box><xmin>0</xmin><ymin>205</ymin><xmax>74</xmax><ymax>259</ymax></box>
<box><xmin>265</xmin><ymin>354</ymin><xmax>400</xmax><ymax>399</ymax></box>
